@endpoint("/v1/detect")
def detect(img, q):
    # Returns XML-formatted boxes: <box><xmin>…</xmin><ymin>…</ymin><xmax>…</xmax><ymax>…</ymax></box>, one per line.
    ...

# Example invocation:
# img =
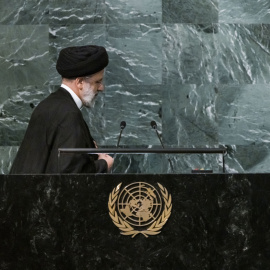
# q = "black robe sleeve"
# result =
<box><xmin>10</xmin><ymin>88</ymin><xmax>108</xmax><ymax>174</ymax></box>
<box><xmin>45</xmin><ymin>110</ymin><xmax>107</xmax><ymax>173</ymax></box>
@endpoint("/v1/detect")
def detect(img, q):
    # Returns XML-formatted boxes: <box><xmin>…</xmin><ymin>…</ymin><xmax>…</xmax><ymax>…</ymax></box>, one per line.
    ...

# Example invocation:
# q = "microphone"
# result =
<box><xmin>117</xmin><ymin>121</ymin><xmax>126</xmax><ymax>148</ymax></box>
<box><xmin>150</xmin><ymin>120</ymin><xmax>174</xmax><ymax>173</ymax></box>
<box><xmin>150</xmin><ymin>120</ymin><xmax>157</xmax><ymax>129</ymax></box>
<box><xmin>120</xmin><ymin>121</ymin><xmax>126</xmax><ymax>130</ymax></box>
<box><xmin>111</xmin><ymin>121</ymin><xmax>126</xmax><ymax>173</ymax></box>
<box><xmin>151</xmin><ymin>121</ymin><xmax>165</xmax><ymax>148</ymax></box>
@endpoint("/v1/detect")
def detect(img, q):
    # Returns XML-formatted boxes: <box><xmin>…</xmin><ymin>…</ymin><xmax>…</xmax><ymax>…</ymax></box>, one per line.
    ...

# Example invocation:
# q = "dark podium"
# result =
<box><xmin>1</xmin><ymin>148</ymin><xmax>270</xmax><ymax>269</ymax></box>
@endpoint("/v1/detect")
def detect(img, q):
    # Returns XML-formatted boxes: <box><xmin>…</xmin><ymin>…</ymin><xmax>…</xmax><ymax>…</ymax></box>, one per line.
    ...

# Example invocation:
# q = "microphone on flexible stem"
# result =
<box><xmin>150</xmin><ymin>120</ymin><xmax>174</xmax><ymax>173</ymax></box>
<box><xmin>117</xmin><ymin>121</ymin><xmax>126</xmax><ymax>148</ymax></box>
<box><xmin>151</xmin><ymin>121</ymin><xmax>165</xmax><ymax>148</ymax></box>
<box><xmin>111</xmin><ymin>121</ymin><xmax>126</xmax><ymax>173</ymax></box>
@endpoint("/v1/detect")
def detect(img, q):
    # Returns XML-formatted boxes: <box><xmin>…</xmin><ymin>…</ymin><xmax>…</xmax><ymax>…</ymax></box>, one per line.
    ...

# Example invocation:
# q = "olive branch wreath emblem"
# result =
<box><xmin>108</xmin><ymin>183</ymin><xmax>172</xmax><ymax>238</ymax></box>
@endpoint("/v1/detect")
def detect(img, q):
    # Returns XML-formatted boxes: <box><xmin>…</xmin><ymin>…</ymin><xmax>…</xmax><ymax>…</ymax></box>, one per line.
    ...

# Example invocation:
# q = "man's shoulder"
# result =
<box><xmin>32</xmin><ymin>87</ymin><xmax>79</xmax><ymax>120</ymax></box>
<box><xmin>39</xmin><ymin>87</ymin><xmax>76</xmax><ymax>108</ymax></box>
<box><xmin>45</xmin><ymin>87</ymin><xmax>72</xmax><ymax>101</ymax></box>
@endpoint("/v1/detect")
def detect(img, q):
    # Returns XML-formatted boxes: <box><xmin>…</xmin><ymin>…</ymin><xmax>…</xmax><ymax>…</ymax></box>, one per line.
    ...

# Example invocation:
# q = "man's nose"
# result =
<box><xmin>98</xmin><ymin>83</ymin><xmax>104</xmax><ymax>91</ymax></box>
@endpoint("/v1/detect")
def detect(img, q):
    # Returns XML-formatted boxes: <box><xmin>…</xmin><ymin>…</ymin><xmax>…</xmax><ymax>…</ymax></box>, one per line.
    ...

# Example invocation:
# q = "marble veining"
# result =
<box><xmin>0</xmin><ymin>0</ymin><xmax>270</xmax><ymax>173</ymax></box>
<box><xmin>219</xmin><ymin>0</ymin><xmax>270</xmax><ymax>23</ymax></box>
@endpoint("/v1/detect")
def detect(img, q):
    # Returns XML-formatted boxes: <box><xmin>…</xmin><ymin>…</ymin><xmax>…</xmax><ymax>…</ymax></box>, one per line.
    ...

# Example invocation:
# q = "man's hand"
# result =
<box><xmin>98</xmin><ymin>154</ymin><xmax>114</xmax><ymax>171</ymax></box>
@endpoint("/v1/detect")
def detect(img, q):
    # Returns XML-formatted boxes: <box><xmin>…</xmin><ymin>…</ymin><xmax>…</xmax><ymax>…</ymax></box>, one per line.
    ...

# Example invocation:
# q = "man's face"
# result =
<box><xmin>80</xmin><ymin>69</ymin><xmax>105</xmax><ymax>108</ymax></box>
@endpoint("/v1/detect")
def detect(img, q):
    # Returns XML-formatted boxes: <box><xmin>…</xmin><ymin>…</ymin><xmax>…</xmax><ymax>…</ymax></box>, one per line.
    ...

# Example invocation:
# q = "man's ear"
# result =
<box><xmin>75</xmin><ymin>77</ymin><xmax>84</xmax><ymax>90</ymax></box>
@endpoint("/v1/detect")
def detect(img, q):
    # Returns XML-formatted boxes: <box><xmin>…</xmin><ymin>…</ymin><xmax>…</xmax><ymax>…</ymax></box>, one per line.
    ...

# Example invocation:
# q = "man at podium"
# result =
<box><xmin>10</xmin><ymin>45</ymin><xmax>114</xmax><ymax>174</ymax></box>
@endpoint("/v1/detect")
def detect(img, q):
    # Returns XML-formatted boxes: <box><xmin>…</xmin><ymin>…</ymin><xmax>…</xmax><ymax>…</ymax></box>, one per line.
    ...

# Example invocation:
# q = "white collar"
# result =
<box><xmin>61</xmin><ymin>83</ymin><xmax>83</xmax><ymax>109</ymax></box>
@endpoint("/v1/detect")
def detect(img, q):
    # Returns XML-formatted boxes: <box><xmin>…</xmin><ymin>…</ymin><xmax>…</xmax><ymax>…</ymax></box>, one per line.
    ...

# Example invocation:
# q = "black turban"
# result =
<box><xmin>56</xmin><ymin>45</ymin><xmax>109</xmax><ymax>78</ymax></box>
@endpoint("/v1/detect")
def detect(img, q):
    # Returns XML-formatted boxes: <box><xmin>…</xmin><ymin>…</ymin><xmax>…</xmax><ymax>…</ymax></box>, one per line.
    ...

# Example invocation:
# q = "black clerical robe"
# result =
<box><xmin>10</xmin><ymin>87</ymin><xmax>107</xmax><ymax>174</ymax></box>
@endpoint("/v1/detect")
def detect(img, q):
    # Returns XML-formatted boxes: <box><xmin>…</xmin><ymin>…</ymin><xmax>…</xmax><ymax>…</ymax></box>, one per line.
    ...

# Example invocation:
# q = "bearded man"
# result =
<box><xmin>10</xmin><ymin>45</ymin><xmax>114</xmax><ymax>174</ymax></box>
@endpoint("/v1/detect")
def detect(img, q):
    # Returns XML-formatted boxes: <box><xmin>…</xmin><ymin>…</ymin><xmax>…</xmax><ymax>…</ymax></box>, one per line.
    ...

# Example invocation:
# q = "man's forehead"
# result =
<box><xmin>85</xmin><ymin>69</ymin><xmax>104</xmax><ymax>81</ymax></box>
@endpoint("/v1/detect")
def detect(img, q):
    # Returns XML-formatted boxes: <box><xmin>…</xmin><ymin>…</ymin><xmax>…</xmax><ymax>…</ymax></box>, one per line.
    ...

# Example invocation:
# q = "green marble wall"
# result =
<box><xmin>0</xmin><ymin>0</ymin><xmax>269</xmax><ymax>173</ymax></box>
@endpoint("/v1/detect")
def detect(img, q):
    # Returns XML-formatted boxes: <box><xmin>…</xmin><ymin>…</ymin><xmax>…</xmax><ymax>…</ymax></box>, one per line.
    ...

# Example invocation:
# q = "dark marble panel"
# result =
<box><xmin>0</xmin><ymin>146</ymin><xmax>18</xmax><ymax>174</ymax></box>
<box><xmin>104</xmin><ymin>85</ymin><xmax>162</xmax><ymax>146</ymax></box>
<box><xmin>0</xmin><ymin>85</ymin><xmax>51</xmax><ymax>146</ymax></box>
<box><xmin>169</xmin><ymin>152</ymin><xmax>222</xmax><ymax>173</ymax></box>
<box><xmin>219</xmin><ymin>0</ymin><xmax>270</xmax><ymax>23</ymax></box>
<box><xmin>217</xmin><ymin>24</ymin><xmax>270</xmax><ymax>84</ymax></box>
<box><xmin>0</xmin><ymin>0</ymin><xmax>49</xmax><ymax>25</ymax></box>
<box><xmin>216</xmin><ymin>84</ymin><xmax>270</xmax><ymax>145</ymax></box>
<box><xmin>0</xmin><ymin>0</ymin><xmax>269</xmax><ymax>177</ymax></box>
<box><xmin>111</xmin><ymin>151</ymin><xmax>223</xmax><ymax>174</ymax></box>
<box><xmin>162</xmin><ymin>0</ymin><xmax>218</xmax><ymax>23</ymax></box>
<box><xmin>49</xmin><ymin>0</ymin><xmax>106</xmax><ymax>24</ymax></box>
<box><xmin>162</xmin><ymin>84</ymin><xmax>218</xmax><ymax>147</ymax></box>
<box><xmin>106</xmin><ymin>0</ymin><xmax>162</xmax><ymax>24</ymax></box>
<box><xmin>111</xmin><ymin>149</ymin><xmax>167</xmax><ymax>174</ymax></box>
<box><xmin>224</xmin><ymin>144</ymin><xmax>270</xmax><ymax>173</ymax></box>
<box><xmin>0</xmin><ymin>25</ymin><xmax>49</xmax><ymax>86</ymax></box>
<box><xmin>106</xmin><ymin>24</ymin><xmax>162</xmax><ymax>85</ymax></box>
<box><xmin>49</xmin><ymin>24</ymin><xmax>107</xmax><ymax>85</ymax></box>
<box><xmin>163</xmin><ymin>24</ymin><xmax>218</xmax><ymax>85</ymax></box>
<box><xmin>0</xmin><ymin>174</ymin><xmax>270</xmax><ymax>269</ymax></box>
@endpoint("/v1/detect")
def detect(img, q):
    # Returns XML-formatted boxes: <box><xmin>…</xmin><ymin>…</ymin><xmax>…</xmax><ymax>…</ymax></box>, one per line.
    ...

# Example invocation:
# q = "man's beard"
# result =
<box><xmin>81</xmin><ymin>85</ymin><xmax>97</xmax><ymax>108</ymax></box>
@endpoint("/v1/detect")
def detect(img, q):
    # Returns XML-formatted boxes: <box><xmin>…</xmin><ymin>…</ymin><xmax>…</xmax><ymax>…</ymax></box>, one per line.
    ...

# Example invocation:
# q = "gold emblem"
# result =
<box><xmin>108</xmin><ymin>182</ymin><xmax>172</xmax><ymax>238</ymax></box>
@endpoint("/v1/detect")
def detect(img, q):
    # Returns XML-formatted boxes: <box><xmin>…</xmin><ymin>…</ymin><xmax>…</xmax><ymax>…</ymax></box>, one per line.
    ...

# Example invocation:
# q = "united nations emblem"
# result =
<box><xmin>108</xmin><ymin>182</ymin><xmax>172</xmax><ymax>238</ymax></box>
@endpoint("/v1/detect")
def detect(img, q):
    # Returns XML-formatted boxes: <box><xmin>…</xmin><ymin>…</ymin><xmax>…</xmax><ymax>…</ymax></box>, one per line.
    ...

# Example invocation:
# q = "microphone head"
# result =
<box><xmin>150</xmin><ymin>120</ymin><xmax>157</xmax><ymax>129</ymax></box>
<box><xmin>120</xmin><ymin>121</ymin><xmax>126</xmax><ymax>129</ymax></box>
